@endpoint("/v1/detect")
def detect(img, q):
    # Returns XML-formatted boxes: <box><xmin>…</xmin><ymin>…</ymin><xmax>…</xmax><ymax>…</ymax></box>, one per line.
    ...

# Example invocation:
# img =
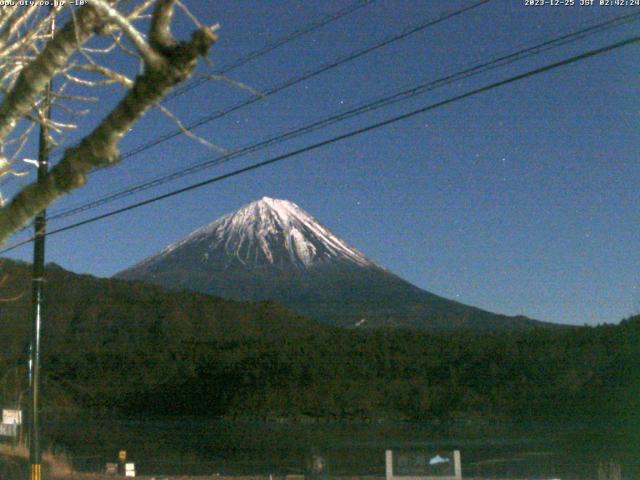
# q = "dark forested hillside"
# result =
<box><xmin>0</xmin><ymin>258</ymin><xmax>321</xmax><ymax>411</ymax></box>
<box><xmin>1</xmin><ymin>258</ymin><xmax>638</xmax><ymax>432</ymax></box>
<box><xmin>135</xmin><ymin>319</ymin><xmax>640</xmax><ymax>428</ymax></box>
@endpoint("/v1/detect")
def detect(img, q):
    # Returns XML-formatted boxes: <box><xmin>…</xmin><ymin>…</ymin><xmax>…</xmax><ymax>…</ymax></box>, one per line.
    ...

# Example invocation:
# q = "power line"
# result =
<box><xmin>0</xmin><ymin>0</ymin><xmax>376</xmax><ymax>190</ymax></box>
<box><xmin>2</xmin><ymin>34</ymin><xmax>637</xmax><ymax>255</ymax></box>
<box><xmin>165</xmin><ymin>0</ymin><xmax>379</xmax><ymax>101</ymax></box>
<box><xmin>109</xmin><ymin>0</ymin><xmax>495</xmax><ymax>161</ymax></box>
<box><xmin>46</xmin><ymin>10</ymin><xmax>640</xmax><ymax>223</ymax></box>
<box><xmin>5</xmin><ymin>0</ymin><xmax>493</xmax><ymax>208</ymax></box>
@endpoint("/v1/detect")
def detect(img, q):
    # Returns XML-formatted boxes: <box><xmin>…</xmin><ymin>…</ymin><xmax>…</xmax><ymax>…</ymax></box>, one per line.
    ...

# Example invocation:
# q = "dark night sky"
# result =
<box><xmin>3</xmin><ymin>0</ymin><xmax>639</xmax><ymax>325</ymax></box>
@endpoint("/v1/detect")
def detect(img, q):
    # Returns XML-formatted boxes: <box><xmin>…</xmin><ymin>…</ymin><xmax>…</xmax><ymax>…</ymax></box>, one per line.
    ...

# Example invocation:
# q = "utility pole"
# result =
<box><xmin>29</xmin><ymin>8</ymin><xmax>54</xmax><ymax>480</ymax></box>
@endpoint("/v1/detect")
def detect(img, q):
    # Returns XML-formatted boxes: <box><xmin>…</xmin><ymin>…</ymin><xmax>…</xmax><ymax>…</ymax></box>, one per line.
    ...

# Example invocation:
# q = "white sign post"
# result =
<box><xmin>0</xmin><ymin>409</ymin><xmax>21</xmax><ymax>439</ymax></box>
<box><xmin>125</xmin><ymin>462</ymin><xmax>136</xmax><ymax>477</ymax></box>
<box><xmin>2</xmin><ymin>409</ymin><xmax>22</xmax><ymax>425</ymax></box>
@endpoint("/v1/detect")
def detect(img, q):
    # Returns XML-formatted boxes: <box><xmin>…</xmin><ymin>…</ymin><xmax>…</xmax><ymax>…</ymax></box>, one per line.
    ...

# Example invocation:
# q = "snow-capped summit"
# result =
<box><xmin>160</xmin><ymin>197</ymin><xmax>374</xmax><ymax>269</ymax></box>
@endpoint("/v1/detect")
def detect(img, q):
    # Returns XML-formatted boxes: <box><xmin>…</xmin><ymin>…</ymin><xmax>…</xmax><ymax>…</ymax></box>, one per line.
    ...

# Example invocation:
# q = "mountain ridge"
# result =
<box><xmin>117</xmin><ymin>197</ymin><xmax>552</xmax><ymax>331</ymax></box>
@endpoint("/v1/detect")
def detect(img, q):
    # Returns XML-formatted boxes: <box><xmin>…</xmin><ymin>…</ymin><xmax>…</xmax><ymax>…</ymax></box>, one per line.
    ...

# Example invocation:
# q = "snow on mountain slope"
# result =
<box><xmin>146</xmin><ymin>197</ymin><xmax>375</xmax><ymax>270</ymax></box>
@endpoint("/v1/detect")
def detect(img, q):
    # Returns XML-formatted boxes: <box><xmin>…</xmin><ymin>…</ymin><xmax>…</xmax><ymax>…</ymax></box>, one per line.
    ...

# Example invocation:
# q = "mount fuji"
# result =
<box><xmin>116</xmin><ymin>197</ymin><xmax>547</xmax><ymax>330</ymax></box>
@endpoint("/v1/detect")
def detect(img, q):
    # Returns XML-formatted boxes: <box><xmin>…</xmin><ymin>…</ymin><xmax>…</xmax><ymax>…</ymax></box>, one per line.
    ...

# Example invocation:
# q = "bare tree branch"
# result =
<box><xmin>0</xmin><ymin>1</ymin><xmax>217</xmax><ymax>243</ymax></box>
<box><xmin>156</xmin><ymin>103</ymin><xmax>226</xmax><ymax>152</ymax></box>
<box><xmin>0</xmin><ymin>3</ymin><xmax>109</xmax><ymax>142</ymax></box>
<box><xmin>75</xmin><ymin>63</ymin><xmax>134</xmax><ymax>88</ymax></box>
<box><xmin>150</xmin><ymin>0</ymin><xmax>177</xmax><ymax>51</ymax></box>
<box><xmin>89</xmin><ymin>0</ymin><xmax>166</xmax><ymax>69</ymax></box>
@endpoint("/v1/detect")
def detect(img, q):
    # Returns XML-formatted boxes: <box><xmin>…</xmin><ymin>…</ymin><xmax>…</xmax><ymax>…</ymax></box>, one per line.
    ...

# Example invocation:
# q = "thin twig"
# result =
<box><xmin>156</xmin><ymin>103</ymin><xmax>226</xmax><ymax>153</ymax></box>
